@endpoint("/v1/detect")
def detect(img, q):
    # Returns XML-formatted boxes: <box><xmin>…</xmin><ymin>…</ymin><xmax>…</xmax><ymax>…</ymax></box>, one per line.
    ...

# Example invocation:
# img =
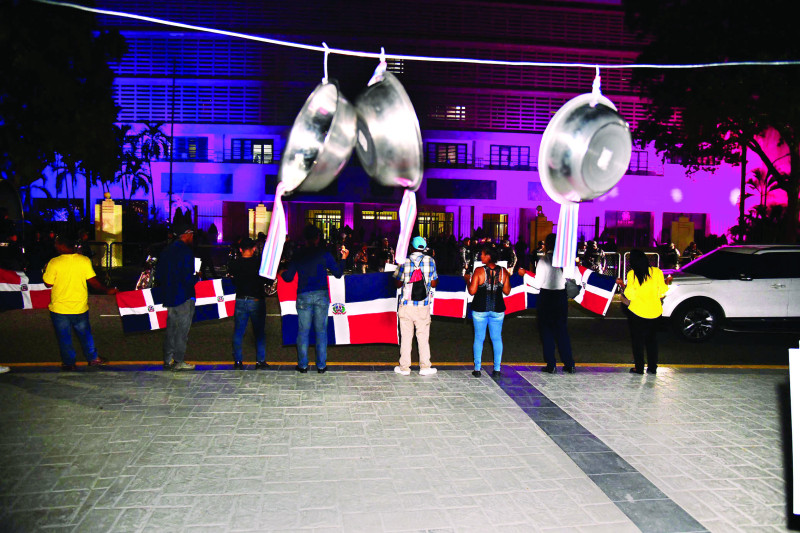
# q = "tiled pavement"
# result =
<box><xmin>0</xmin><ymin>365</ymin><xmax>791</xmax><ymax>532</ymax></box>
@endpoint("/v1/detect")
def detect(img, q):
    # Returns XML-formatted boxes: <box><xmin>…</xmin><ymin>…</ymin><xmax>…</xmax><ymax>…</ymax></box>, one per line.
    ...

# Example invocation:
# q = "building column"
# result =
<box><xmin>343</xmin><ymin>202</ymin><xmax>354</xmax><ymax>229</ymax></box>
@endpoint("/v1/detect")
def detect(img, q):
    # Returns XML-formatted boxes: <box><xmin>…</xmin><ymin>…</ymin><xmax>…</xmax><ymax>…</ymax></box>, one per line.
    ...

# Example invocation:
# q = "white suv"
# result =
<box><xmin>662</xmin><ymin>245</ymin><xmax>800</xmax><ymax>342</ymax></box>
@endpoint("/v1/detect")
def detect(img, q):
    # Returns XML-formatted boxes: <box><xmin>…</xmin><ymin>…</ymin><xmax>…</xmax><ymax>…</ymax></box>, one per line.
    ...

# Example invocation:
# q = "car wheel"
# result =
<box><xmin>672</xmin><ymin>301</ymin><xmax>722</xmax><ymax>342</ymax></box>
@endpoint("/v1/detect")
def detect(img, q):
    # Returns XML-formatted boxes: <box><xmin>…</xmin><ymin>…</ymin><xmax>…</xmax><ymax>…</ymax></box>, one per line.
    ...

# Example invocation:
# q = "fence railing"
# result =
<box><xmin>621</xmin><ymin>251</ymin><xmax>660</xmax><ymax>281</ymax></box>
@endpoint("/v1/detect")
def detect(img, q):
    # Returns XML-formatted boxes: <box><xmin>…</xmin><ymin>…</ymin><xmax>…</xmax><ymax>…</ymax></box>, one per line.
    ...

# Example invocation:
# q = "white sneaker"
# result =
<box><xmin>419</xmin><ymin>367</ymin><xmax>438</xmax><ymax>376</ymax></box>
<box><xmin>172</xmin><ymin>361</ymin><xmax>195</xmax><ymax>371</ymax></box>
<box><xmin>394</xmin><ymin>366</ymin><xmax>411</xmax><ymax>376</ymax></box>
<box><xmin>0</xmin><ymin>366</ymin><xmax>9</xmax><ymax>374</ymax></box>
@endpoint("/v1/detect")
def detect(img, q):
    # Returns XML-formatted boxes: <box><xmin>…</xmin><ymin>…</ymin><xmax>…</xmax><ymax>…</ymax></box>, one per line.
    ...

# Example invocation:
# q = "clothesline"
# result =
<box><xmin>33</xmin><ymin>0</ymin><xmax>800</xmax><ymax>72</ymax></box>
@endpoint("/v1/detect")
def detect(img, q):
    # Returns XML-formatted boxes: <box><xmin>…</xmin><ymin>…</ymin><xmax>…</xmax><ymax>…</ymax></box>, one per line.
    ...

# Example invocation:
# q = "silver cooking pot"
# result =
<box><xmin>278</xmin><ymin>82</ymin><xmax>357</xmax><ymax>193</ymax></box>
<box><xmin>538</xmin><ymin>93</ymin><xmax>632</xmax><ymax>203</ymax></box>
<box><xmin>354</xmin><ymin>72</ymin><xmax>423</xmax><ymax>192</ymax></box>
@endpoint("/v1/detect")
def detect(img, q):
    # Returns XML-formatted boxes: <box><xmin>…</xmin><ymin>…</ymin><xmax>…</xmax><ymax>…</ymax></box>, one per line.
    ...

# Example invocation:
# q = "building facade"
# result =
<box><xmin>36</xmin><ymin>0</ymin><xmax>754</xmax><ymax>248</ymax></box>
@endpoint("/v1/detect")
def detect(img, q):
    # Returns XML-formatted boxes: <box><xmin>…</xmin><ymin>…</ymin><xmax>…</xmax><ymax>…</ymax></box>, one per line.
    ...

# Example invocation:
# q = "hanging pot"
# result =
<box><xmin>538</xmin><ymin>93</ymin><xmax>632</xmax><ymax>204</ymax></box>
<box><xmin>278</xmin><ymin>81</ymin><xmax>357</xmax><ymax>193</ymax></box>
<box><xmin>354</xmin><ymin>71</ymin><xmax>423</xmax><ymax>192</ymax></box>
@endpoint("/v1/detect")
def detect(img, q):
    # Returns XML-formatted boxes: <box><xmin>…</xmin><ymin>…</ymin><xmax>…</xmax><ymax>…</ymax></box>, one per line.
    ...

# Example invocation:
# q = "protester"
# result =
<box><xmin>522</xmin><ymin>232</ymin><xmax>575</xmax><ymax>373</ymax></box>
<box><xmin>683</xmin><ymin>241</ymin><xmax>702</xmax><ymax>263</ymax></box>
<box><xmin>393</xmin><ymin>236</ymin><xmax>439</xmax><ymax>376</ymax></box>
<box><xmin>458</xmin><ymin>238</ymin><xmax>472</xmax><ymax>275</ymax></box>
<box><xmin>228</xmin><ymin>237</ymin><xmax>268</xmax><ymax>370</ymax></box>
<box><xmin>662</xmin><ymin>242</ymin><xmax>680</xmax><ymax>269</ymax></box>
<box><xmin>43</xmin><ymin>234</ymin><xmax>118</xmax><ymax>371</ymax></box>
<box><xmin>378</xmin><ymin>237</ymin><xmax>395</xmax><ymax>272</ymax></box>
<box><xmin>582</xmin><ymin>240</ymin><xmax>606</xmax><ymax>274</ymax></box>
<box><xmin>354</xmin><ymin>244</ymin><xmax>369</xmax><ymax>274</ymax></box>
<box><xmin>465</xmin><ymin>245</ymin><xmax>510</xmax><ymax>377</ymax></box>
<box><xmin>156</xmin><ymin>222</ymin><xmax>197</xmax><ymax>371</ymax></box>
<box><xmin>281</xmin><ymin>225</ymin><xmax>347</xmax><ymax>373</ymax></box>
<box><xmin>619</xmin><ymin>249</ymin><xmax>668</xmax><ymax>374</ymax></box>
<box><xmin>499</xmin><ymin>239</ymin><xmax>517</xmax><ymax>270</ymax></box>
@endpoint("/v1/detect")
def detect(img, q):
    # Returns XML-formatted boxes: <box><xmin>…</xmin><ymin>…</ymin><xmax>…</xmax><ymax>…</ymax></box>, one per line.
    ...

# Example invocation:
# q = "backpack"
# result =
<box><xmin>408</xmin><ymin>257</ymin><xmax>428</xmax><ymax>301</ymax></box>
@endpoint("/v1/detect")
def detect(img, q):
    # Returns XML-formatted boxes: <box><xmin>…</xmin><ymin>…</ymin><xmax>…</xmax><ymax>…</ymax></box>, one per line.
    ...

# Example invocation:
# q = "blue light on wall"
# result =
<box><xmin>161</xmin><ymin>173</ymin><xmax>233</xmax><ymax>194</ymax></box>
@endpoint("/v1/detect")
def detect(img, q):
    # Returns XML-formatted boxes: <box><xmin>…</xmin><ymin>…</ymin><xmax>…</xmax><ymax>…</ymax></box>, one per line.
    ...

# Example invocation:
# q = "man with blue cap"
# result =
<box><xmin>392</xmin><ymin>236</ymin><xmax>439</xmax><ymax>376</ymax></box>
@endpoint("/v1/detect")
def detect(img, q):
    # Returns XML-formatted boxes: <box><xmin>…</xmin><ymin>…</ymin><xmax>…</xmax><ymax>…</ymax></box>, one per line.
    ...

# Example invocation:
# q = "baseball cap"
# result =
<box><xmin>411</xmin><ymin>236</ymin><xmax>427</xmax><ymax>250</ymax></box>
<box><xmin>173</xmin><ymin>222</ymin><xmax>195</xmax><ymax>235</ymax></box>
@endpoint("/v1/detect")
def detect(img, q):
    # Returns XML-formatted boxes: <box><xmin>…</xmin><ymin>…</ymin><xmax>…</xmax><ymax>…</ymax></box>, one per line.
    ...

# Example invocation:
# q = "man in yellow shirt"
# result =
<box><xmin>43</xmin><ymin>234</ymin><xmax>118</xmax><ymax>371</ymax></box>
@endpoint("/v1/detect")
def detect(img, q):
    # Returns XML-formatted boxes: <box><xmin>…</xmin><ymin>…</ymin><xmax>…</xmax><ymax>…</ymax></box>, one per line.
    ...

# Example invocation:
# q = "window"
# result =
<box><xmin>305</xmin><ymin>209</ymin><xmax>342</xmax><ymax>241</ymax></box>
<box><xmin>174</xmin><ymin>137</ymin><xmax>208</xmax><ymax>161</ymax></box>
<box><xmin>482</xmin><ymin>214</ymin><xmax>508</xmax><ymax>241</ymax></box>
<box><xmin>231</xmin><ymin>139</ymin><xmax>273</xmax><ymax>163</ymax></box>
<box><xmin>490</xmin><ymin>145</ymin><xmax>530</xmax><ymax>169</ymax></box>
<box><xmin>429</xmin><ymin>105</ymin><xmax>466</xmax><ymax>121</ymax></box>
<box><xmin>426</xmin><ymin>178</ymin><xmax>496</xmax><ymax>200</ymax></box>
<box><xmin>417</xmin><ymin>212</ymin><xmax>454</xmax><ymax>239</ymax></box>
<box><xmin>361</xmin><ymin>210</ymin><xmax>398</xmax><ymax>221</ymax></box>
<box><xmin>628</xmin><ymin>150</ymin><xmax>648</xmax><ymax>174</ymax></box>
<box><xmin>425</xmin><ymin>143</ymin><xmax>468</xmax><ymax>166</ymax></box>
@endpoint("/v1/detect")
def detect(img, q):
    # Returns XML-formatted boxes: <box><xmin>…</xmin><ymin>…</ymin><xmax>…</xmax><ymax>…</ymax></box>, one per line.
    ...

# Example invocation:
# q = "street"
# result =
<box><xmin>1</xmin><ymin>294</ymin><xmax>796</xmax><ymax>367</ymax></box>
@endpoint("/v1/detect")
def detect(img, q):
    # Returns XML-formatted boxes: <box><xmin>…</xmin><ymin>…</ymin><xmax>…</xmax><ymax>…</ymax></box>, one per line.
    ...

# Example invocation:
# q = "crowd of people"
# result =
<box><xmin>2</xmin><ymin>215</ymin><xmax>673</xmax><ymax>378</ymax></box>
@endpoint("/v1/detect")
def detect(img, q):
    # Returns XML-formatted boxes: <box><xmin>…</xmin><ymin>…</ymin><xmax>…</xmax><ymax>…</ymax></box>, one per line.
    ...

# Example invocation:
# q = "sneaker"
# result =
<box><xmin>317</xmin><ymin>366</ymin><xmax>327</xmax><ymax>374</ymax></box>
<box><xmin>541</xmin><ymin>365</ymin><xmax>556</xmax><ymax>374</ymax></box>
<box><xmin>419</xmin><ymin>367</ymin><xmax>438</xmax><ymax>376</ymax></box>
<box><xmin>0</xmin><ymin>366</ymin><xmax>9</xmax><ymax>374</ymax></box>
<box><xmin>163</xmin><ymin>361</ymin><xmax>175</xmax><ymax>370</ymax></box>
<box><xmin>61</xmin><ymin>363</ymin><xmax>78</xmax><ymax>372</ymax></box>
<box><xmin>295</xmin><ymin>365</ymin><xmax>308</xmax><ymax>373</ymax></box>
<box><xmin>394</xmin><ymin>366</ymin><xmax>411</xmax><ymax>376</ymax></box>
<box><xmin>172</xmin><ymin>361</ymin><xmax>195</xmax><ymax>371</ymax></box>
<box><xmin>254</xmin><ymin>362</ymin><xmax>269</xmax><ymax>370</ymax></box>
<box><xmin>629</xmin><ymin>367</ymin><xmax>644</xmax><ymax>374</ymax></box>
<box><xmin>471</xmin><ymin>370</ymin><xmax>482</xmax><ymax>378</ymax></box>
<box><xmin>491</xmin><ymin>369</ymin><xmax>502</xmax><ymax>377</ymax></box>
<box><xmin>233</xmin><ymin>362</ymin><xmax>245</xmax><ymax>370</ymax></box>
<box><xmin>563</xmin><ymin>366</ymin><xmax>576</xmax><ymax>374</ymax></box>
<box><xmin>88</xmin><ymin>356</ymin><xmax>109</xmax><ymax>367</ymax></box>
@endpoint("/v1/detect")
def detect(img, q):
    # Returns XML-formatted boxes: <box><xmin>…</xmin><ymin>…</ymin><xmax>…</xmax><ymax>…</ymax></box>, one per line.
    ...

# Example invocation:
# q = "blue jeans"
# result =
<box><xmin>50</xmin><ymin>311</ymin><xmax>98</xmax><ymax>365</ymax></box>
<box><xmin>164</xmin><ymin>298</ymin><xmax>195</xmax><ymax>365</ymax></box>
<box><xmin>232</xmin><ymin>298</ymin><xmax>266</xmax><ymax>363</ymax></box>
<box><xmin>472</xmin><ymin>311</ymin><xmax>504</xmax><ymax>371</ymax></box>
<box><xmin>296</xmin><ymin>289</ymin><xmax>329</xmax><ymax>369</ymax></box>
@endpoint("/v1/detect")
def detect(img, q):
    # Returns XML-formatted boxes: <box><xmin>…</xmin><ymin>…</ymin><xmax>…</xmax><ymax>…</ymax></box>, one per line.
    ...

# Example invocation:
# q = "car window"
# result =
<box><xmin>753</xmin><ymin>251</ymin><xmax>800</xmax><ymax>279</ymax></box>
<box><xmin>681</xmin><ymin>250</ymin><xmax>754</xmax><ymax>280</ymax></box>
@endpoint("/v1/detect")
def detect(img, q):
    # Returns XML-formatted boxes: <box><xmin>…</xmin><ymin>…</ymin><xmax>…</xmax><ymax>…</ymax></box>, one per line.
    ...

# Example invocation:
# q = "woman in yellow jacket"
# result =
<box><xmin>621</xmin><ymin>249</ymin><xmax>668</xmax><ymax>374</ymax></box>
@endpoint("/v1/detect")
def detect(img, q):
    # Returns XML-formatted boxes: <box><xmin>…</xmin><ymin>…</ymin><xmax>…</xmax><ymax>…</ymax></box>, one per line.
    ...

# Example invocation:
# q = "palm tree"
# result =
<box><xmin>135</xmin><ymin>121</ymin><xmax>171</xmax><ymax>218</ymax></box>
<box><xmin>54</xmin><ymin>157</ymin><xmax>85</xmax><ymax>202</ymax></box>
<box><xmin>747</xmin><ymin>168</ymin><xmax>780</xmax><ymax>210</ymax></box>
<box><xmin>118</xmin><ymin>153</ymin><xmax>149</xmax><ymax>201</ymax></box>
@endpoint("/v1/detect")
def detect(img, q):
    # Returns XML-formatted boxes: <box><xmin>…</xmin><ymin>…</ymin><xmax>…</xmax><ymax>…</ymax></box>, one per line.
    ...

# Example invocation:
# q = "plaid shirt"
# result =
<box><xmin>393</xmin><ymin>252</ymin><xmax>438</xmax><ymax>306</ymax></box>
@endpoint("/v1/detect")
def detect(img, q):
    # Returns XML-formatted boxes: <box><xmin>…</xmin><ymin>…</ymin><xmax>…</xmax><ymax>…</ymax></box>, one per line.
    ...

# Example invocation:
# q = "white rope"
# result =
<box><xmin>33</xmin><ymin>0</ymin><xmax>800</xmax><ymax>71</ymax></box>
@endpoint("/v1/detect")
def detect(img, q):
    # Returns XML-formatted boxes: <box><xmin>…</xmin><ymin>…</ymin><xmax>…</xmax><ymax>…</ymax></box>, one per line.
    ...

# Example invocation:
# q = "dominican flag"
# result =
<box><xmin>430</xmin><ymin>275</ymin><xmax>469</xmax><ymax>318</ymax></box>
<box><xmin>430</xmin><ymin>273</ymin><xmax>538</xmax><ymax>319</ymax></box>
<box><xmin>0</xmin><ymin>269</ymin><xmax>51</xmax><ymax>310</ymax></box>
<box><xmin>573</xmin><ymin>265</ymin><xmax>617</xmax><ymax>316</ymax></box>
<box><xmin>277</xmin><ymin>272</ymin><xmax>398</xmax><ymax>345</ymax></box>
<box><xmin>116</xmin><ymin>278</ymin><xmax>236</xmax><ymax>333</ymax></box>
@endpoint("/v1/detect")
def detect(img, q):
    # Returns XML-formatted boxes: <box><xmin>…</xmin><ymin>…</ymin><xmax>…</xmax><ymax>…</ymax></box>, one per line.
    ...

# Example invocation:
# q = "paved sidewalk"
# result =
<box><xmin>0</xmin><ymin>366</ymin><xmax>791</xmax><ymax>532</ymax></box>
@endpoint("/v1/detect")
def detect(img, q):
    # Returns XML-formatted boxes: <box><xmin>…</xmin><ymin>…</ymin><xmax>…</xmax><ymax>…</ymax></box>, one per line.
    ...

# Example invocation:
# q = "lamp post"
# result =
<box><xmin>739</xmin><ymin>143</ymin><xmax>747</xmax><ymax>243</ymax></box>
<box><xmin>168</xmin><ymin>60</ymin><xmax>176</xmax><ymax>226</ymax></box>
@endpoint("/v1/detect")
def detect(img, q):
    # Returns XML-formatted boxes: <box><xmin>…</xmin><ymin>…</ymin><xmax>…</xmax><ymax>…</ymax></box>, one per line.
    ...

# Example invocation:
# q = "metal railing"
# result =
<box><xmin>621</xmin><ymin>251</ymin><xmax>660</xmax><ymax>281</ymax></box>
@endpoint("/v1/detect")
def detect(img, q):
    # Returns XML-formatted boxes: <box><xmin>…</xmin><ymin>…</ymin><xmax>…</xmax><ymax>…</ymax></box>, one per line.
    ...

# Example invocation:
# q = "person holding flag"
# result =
<box><xmin>43</xmin><ymin>234</ymin><xmax>118</xmax><ymax>371</ymax></box>
<box><xmin>393</xmin><ymin>236</ymin><xmax>439</xmax><ymax>376</ymax></box>
<box><xmin>465</xmin><ymin>245</ymin><xmax>511</xmax><ymax>377</ymax></box>
<box><xmin>156</xmin><ymin>222</ymin><xmax>197</xmax><ymax>371</ymax></box>
<box><xmin>527</xmin><ymin>233</ymin><xmax>576</xmax><ymax>374</ymax></box>
<box><xmin>281</xmin><ymin>225</ymin><xmax>348</xmax><ymax>373</ymax></box>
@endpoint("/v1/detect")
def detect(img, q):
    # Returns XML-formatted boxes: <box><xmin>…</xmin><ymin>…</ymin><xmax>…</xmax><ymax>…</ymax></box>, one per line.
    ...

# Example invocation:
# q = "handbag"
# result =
<box><xmin>565</xmin><ymin>278</ymin><xmax>581</xmax><ymax>299</ymax></box>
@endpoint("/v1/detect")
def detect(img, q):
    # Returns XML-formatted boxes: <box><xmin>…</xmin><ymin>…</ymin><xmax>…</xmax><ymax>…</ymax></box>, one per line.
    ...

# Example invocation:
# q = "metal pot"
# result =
<box><xmin>354</xmin><ymin>72</ymin><xmax>423</xmax><ymax>192</ymax></box>
<box><xmin>538</xmin><ymin>93</ymin><xmax>632</xmax><ymax>203</ymax></box>
<box><xmin>279</xmin><ymin>82</ymin><xmax>357</xmax><ymax>193</ymax></box>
